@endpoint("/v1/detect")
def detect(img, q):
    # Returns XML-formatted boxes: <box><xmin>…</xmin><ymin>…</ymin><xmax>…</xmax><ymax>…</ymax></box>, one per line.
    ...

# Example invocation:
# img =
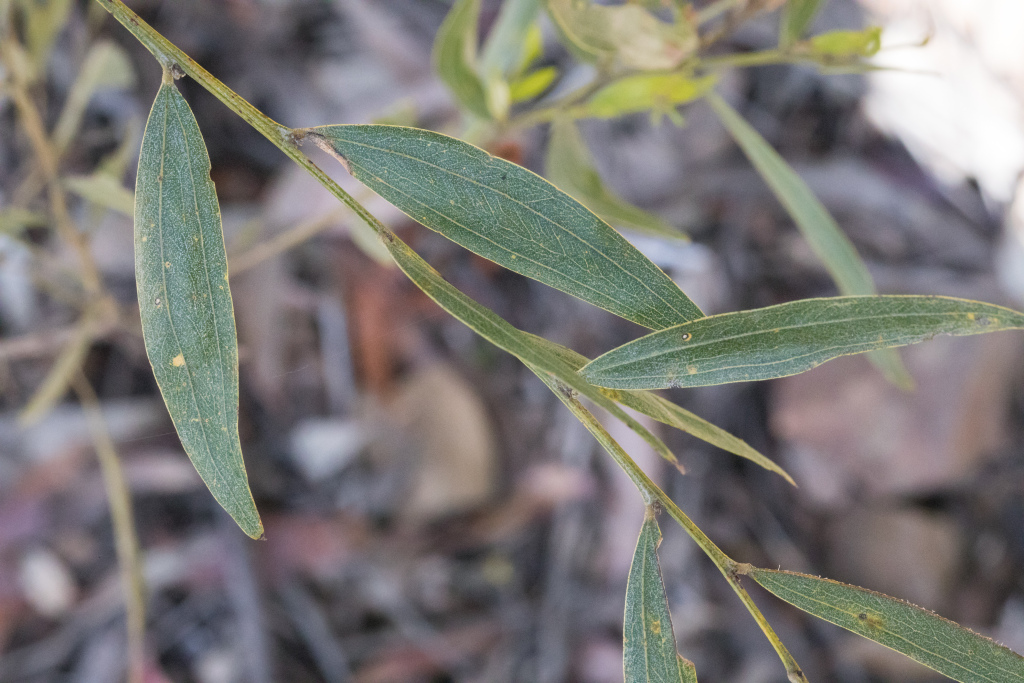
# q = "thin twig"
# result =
<box><xmin>72</xmin><ymin>372</ymin><xmax>146</xmax><ymax>683</ymax></box>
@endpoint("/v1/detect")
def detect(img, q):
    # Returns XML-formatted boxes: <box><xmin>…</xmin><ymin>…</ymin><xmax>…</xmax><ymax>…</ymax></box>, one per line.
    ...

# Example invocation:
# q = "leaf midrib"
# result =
<box><xmin>156</xmin><ymin>87</ymin><xmax>241</xmax><ymax>512</ymax></box>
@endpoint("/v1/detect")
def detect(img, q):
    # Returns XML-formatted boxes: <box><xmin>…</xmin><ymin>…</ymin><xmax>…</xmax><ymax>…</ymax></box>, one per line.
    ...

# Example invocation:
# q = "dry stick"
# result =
<box><xmin>92</xmin><ymin>2</ymin><xmax>808</xmax><ymax>679</ymax></box>
<box><xmin>72</xmin><ymin>372</ymin><xmax>145</xmax><ymax>683</ymax></box>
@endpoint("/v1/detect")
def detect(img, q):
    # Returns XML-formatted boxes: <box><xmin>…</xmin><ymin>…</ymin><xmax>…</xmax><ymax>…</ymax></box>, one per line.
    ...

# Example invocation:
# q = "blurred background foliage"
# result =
<box><xmin>2</xmin><ymin>0</ymin><xmax>1024</xmax><ymax>681</ymax></box>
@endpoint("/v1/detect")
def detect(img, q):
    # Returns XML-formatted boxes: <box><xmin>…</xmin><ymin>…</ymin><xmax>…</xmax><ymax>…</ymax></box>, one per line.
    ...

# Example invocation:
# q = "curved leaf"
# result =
<box><xmin>308</xmin><ymin>124</ymin><xmax>703</xmax><ymax>329</ymax></box>
<box><xmin>749</xmin><ymin>567</ymin><xmax>1024</xmax><ymax>683</ymax></box>
<box><xmin>625</xmin><ymin>510</ymin><xmax>698</xmax><ymax>683</ymax></box>
<box><xmin>581</xmin><ymin>295</ymin><xmax>1024</xmax><ymax>390</ymax></box>
<box><xmin>135</xmin><ymin>80</ymin><xmax>262</xmax><ymax>539</ymax></box>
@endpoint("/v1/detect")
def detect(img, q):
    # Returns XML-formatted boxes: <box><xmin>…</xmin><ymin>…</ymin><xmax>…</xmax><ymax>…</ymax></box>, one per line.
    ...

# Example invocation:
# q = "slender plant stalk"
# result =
<box><xmin>72</xmin><ymin>372</ymin><xmax>145</xmax><ymax>683</ymax></box>
<box><xmin>93</xmin><ymin>1</ymin><xmax>808</xmax><ymax>678</ymax></box>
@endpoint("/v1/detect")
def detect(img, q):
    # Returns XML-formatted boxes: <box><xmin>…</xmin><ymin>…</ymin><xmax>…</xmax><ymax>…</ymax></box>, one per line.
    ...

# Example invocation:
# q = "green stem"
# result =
<box><xmin>544</xmin><ymin>380</ymin><xmax>808</xmax><ymax>682</ymax></box>
<box><xmin>94</xmin><ymin>0</ymin><xmax>292</xmax><ymax>152</ymax></box>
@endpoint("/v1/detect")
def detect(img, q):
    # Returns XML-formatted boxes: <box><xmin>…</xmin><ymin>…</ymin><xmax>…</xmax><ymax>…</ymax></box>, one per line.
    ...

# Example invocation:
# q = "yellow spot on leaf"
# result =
<box><xmin>165</xmin><ymin>262</ymin><xmax>171</xmax><ymax>269</ymax></box>
<box><xmin>650</xmin><ymin>619</ymin><xmax>661</xmax><ymax>635</ymax></box>
<box><xmin>171</xmin><ymin>354</ymin><xmax>185</xmax><ymax>367</ymax></box>
<box><xmin>687</xmin><ymin>364</ymin><xmax>697</xmax><ymax>375</ymax></box>
<box><xmin>967</xmin><ymin>312</ymin><xmax>977</xmax><ymax>321</ymax></box>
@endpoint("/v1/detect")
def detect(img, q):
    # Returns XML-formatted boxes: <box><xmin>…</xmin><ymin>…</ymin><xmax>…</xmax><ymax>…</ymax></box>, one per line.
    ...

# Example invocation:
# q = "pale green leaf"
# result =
<box><xmin>580</xmin><ymin>73</ymin><xmax>717</xmax><ymax>120</ymax></box>
<box><xmin>808</xmin><ymin>27</ymin><xmax>882</xmax><ymax>58</ymax></box>
<box><xmin>135</xmin><ymin>81</ymin><xmax>262</xmax><ymax>539</ymax></box>
<box><xmin>433</xmin><ymin>0</ymin><xmax>491</xmax><ymax>119</ymax></box>
<box><xmin>706</xmin><ymin>92</ymin><xmax>910</xmax><ymax>388</ymax></box>
<box><xmin>624</xmin><ymin>511</ymin><xmax>696</xmax><ymax>683</ymax></box>
<box><xmin>581</xmin><ymin>295</ymin><xmax>1024</xmax><ymax>390</ymax></box>
<box><xmin>509</xmin><ymin>66</ymin><xmax>558</xmax><ymax>103</ymax></box>
<box><xmin>308</xmin><ymin>124</ymin><xmax>703</xmax><ymax>329</ymax></box>
<box><xmin>545</xmin><ymin>0</ymin><xmax>697</xmax><ymax>70</ymax></box>
<box><xmin>779</xmin><ymin>0</ymin><xmax>824</xmax><ymax>48</ymax></box>
<box><xmin>749</xmin><ymin>567</ymin><xmax>1024</xmax><ymax>683</ymax></box>
<box><xmin>64</xmin><ymin>172</ymin><xmax>135</xmax><ymax>216</ymax></box>
<box><xmin>527</xmin><ymin>331</ymin><xmax>793</xmax><ymax>483</ymax></box>
<box><xmin>546</xmin><ymin>117</ymin><xmax>683</xmax><ymax>239</ymax></box>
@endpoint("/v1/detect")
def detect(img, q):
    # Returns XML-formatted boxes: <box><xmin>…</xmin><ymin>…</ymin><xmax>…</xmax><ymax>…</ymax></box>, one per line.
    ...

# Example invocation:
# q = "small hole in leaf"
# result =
<box><xmin>680</xmin><ymin>332</ymin><xmax>692</xmax><ymax>341</ymax></box>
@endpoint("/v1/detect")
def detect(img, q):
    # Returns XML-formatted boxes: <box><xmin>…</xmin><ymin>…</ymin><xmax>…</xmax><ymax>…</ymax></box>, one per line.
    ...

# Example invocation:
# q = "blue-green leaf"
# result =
<box><xmin>135</xmin><ymin>80</ymin><xmax>262</xmax><ymax>539</ymax></box>
<box><xmin>581</xmin><ymin>295</ymin><xmax>1024</xmax><ymax>390</ymax></box>
<box><xmin>307</xmin><ymin>124</ymin><xmax>703</xmax><ymax>329</ymax></box>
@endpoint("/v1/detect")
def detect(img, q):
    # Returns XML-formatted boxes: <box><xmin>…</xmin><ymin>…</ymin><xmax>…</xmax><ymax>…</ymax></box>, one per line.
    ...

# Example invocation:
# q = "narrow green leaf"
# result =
<box><xmin>378</xmin><ymin>230</ymin><xmax>677</xmax><ymax>469</ymax></box>
<box><xmin>546</xmin><ymin>117</ymin><xmax>684</xmax><ymax>240</ymax></box>
<box><xmin>580</xmin><ymin>73</ymin><xmax>717</xmax><ymax>121</ymax></box>
<box><xmin>135</xmin><ymin>80</ymin><xmax>262</xmax><ymax>539</ymax></box>
<box><xmin>433</xmin><ymin>0</ymin><xmax>491</xmax><ymax>120</ymax></box>
<box><xmin>706</xmin><ymin>92</ymin><xmax>910</xmax><ymax>387</ymax></box>
<box><xmin>749</xmin><ymin>567</ymin><xmax>1024</xmax><ymax>683</ymax></box>
<box><xmin>308</xmin><ymin>124</ymin><xmax>703</xmax><ymax>329</ymax></box>
<box><xmin>530</xmin><ymin>334</ymin><xmax>794</xmax><ymax>483</ymax></box>
<box><xmin>779</xmin><ymin>0</ymin><xmax>824</xmax><ymax>48</ymax></box>
<box><xmin>581</xmin><ymin>295</ymin><xmax>1024</xmax><ymax>390</ymax></box>
<box><xmin>624</xmin><ymin>510</ymin><xmax>696</xmax><ymax>683</ymax></box>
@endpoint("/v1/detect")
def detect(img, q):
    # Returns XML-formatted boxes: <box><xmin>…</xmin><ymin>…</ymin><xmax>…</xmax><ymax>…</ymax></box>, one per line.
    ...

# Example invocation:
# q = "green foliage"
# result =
<box><xmin>69</xmin><ymin>1</ymin><xmax>1024</xmax><ymax>681</ymax></box>
<box><xmin>749</xmin><ymin>568</ymin><xmax>1024</xmax><ymax>683</ymax></box>
<box><xmin>582</xmin><ymin>295</ymin><xmax>1024</xmax><ymax>390</ymax></box>
<box><xmin>579</xmin><ymin>72</ymin><xmax>717</xmax><ymax>122</ymax></box>
<box><xmin>307</xmin><ymin>124</ymin><xmax>704</xmax><ymax>328</ymax></box>
<box><xmin>135</xmin><ymin>79</ymin><xmax>262</xmax><ymax>539</ymax></box>
<box><xmin>624</xmin><ymin>511</ymin><xmax>698</xmax><ymax>683</ymax></box>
